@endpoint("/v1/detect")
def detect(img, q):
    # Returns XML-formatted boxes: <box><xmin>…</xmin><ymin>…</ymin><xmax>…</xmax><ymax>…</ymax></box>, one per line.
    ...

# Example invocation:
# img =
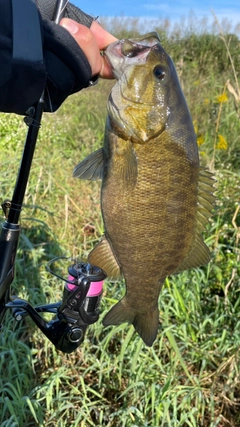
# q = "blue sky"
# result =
<box><xmin>74</xmin><ymin>0</ymin><xmax>240</xmax><ymax>28</ymax></box>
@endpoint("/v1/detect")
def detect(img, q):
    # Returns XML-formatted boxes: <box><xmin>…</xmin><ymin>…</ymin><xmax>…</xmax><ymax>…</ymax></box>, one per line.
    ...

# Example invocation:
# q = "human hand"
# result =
<box><xmin>61</xmin><ymin>19</ymin><xmax>118</xmax><ymax>79</ymax></box>
<box><xmin>0</xmin><ymin>0</ymin><xmax>118</xmax><ymax>115</ymax></box>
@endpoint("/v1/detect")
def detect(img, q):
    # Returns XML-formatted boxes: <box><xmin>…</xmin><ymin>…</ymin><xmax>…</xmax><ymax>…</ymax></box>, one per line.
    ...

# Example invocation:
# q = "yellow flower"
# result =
<box><xmin>197</xmin><ymin>135</ymin><xmax>205</xmax><ymax>146</ymax></box>
<box><xmin>216</xmin><ymin>93</ymin><xmax>228</xmax><ymax>103</ymax></box>
<box><xmin>193</xmin><ymin>119</ymin><xmax>198</xmax><ymax>134</ymax></box>
<box><xmin>216</xmin><ymin>134</ymin><xmax>228</xmax><ymax>150</ymax></box>
<box><xmin>203</xmin><ymin>98</ymin><xmax>210</xmax><ymax>105</ymax></box>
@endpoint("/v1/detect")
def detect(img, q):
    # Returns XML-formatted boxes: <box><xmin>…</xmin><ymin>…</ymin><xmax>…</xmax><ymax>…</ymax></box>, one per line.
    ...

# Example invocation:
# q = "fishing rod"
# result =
<box><xmin>0</xmin><ymin>0</ymin><xmax>106</xmax><ymax>353</ymax></box>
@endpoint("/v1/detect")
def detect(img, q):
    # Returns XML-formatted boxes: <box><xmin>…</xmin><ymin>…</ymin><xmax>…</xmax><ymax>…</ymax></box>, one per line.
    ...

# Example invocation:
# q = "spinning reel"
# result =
<box><xmin>0</xmin><ymin>0</ymin><xmax>106</xmax><ymax>353</ymax></box>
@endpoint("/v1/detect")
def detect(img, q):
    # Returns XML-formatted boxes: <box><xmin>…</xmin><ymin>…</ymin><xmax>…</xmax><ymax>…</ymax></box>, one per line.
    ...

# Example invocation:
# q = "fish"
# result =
<box><xmin>73</xmin><ymin>32</ymin><xmax>215</xmax><ymax>347</ymax></box>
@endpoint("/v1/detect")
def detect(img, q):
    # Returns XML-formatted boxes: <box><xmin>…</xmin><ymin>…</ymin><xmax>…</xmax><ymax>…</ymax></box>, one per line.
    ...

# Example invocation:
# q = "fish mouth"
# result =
<box><xmin>104</xmin><ymin>32</ymin><xmax>161</xmax><ymax>80</ymax></box>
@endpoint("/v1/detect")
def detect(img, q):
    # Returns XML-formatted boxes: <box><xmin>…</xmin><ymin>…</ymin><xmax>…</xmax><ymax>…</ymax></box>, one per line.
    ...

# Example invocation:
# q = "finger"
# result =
<box><xmin>90</xmin><ymin>21</ymin><xmax>118</xmax><ymax>50</ymax></box>
<box><xmin>90</xmin><ymin>21</ymin><xmax>118</xmax><ymax>78</ymax></box>
<box><xmin>61</xmin><ymin>18</ymin><xmax>116</xmax><ymax>79</ymax></box>
<box><xmin>98</xmin><ymin>56</ymin><xmax>115</xmax><ymax>79</ymax></box>
<box><xmin>61</xmin><ymin>19</ymin><xmax>102</xmax><ymax>76</ymax></box>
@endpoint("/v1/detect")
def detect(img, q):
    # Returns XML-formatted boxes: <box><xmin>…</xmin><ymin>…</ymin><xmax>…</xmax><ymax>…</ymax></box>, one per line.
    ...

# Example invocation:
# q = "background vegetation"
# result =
<box><xmin>0</xmin><ymin>16</ymin><xmax>239</xmax><ymax>427</ymax></box>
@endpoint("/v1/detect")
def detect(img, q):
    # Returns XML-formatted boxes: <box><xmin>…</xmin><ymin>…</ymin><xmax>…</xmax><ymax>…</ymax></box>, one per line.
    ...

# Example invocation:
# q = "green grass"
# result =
<box><xmin>0</xmin><ymin>19</ymin><xmax>240</xmax><ymax>427</ymax></box>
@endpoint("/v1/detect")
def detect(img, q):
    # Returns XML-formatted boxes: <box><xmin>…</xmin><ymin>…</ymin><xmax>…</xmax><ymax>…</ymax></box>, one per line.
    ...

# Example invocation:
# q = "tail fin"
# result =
<box><xmin>103</xmin><ymin>297</ymin><xmax>159</xmax><ymax>347</ymax></box>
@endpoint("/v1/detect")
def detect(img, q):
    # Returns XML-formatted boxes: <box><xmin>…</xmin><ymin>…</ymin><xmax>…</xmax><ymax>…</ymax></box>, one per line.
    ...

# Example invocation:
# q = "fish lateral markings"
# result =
<box><xmin>73</xmin><ymin>32</ymin><xmax>215</xmax><ymax>347</ymax></box>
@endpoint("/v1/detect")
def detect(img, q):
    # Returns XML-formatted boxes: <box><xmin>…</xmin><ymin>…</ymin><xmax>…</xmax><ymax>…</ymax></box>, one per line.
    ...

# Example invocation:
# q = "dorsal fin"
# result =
<box><xmin>175</xmin><ymin>168</ymin><xmax>216</xmax><ymax>274</ymax></box>
<box><xmin>196</xmin><ymin>168</ymin><xmax>216</xmax><ymax>232</ymax></box>
<box><xmin>174</xmin><ymin>234</ymin><xmax>211</xmax><ymax>273</ymax></box>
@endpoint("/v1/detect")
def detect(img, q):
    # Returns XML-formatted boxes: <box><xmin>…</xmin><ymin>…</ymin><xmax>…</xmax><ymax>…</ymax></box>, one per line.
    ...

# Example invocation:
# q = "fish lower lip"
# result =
<box><xmin>104</xmin><ymin>51</ymin><xmax>122</xmax><ymax>80</ymax></box>
<box><xmin>104</xmin><ymin>52</ymin><xmax>112</xmax><ymax>68</ymax></box>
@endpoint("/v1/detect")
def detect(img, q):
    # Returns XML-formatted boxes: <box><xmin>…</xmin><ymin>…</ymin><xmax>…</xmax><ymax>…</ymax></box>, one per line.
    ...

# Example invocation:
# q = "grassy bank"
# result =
<box><xmin>0</xmin><ymin>19</ymin><xmax>240</xmax><ymax>427</ymax></box>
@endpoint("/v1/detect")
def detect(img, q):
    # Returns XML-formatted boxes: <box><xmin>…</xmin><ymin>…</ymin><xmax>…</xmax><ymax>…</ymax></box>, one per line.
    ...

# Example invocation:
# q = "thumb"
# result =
<box><xmin>61</xmin><ymin>18</ymin><xmax>102</xmax><ymax>76</ymax></box>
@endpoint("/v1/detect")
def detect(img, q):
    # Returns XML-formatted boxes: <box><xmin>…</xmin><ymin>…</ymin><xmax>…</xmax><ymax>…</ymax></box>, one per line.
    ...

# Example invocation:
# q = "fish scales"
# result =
<box><xmin>103</xmin><ymin>135</ymin><xmax>198</xmax><ymax>288</ymax></box>
<box><xmin>73</xmin><ymin>32</ymin><xmax>215</xmax><ymax>346</ymax></box>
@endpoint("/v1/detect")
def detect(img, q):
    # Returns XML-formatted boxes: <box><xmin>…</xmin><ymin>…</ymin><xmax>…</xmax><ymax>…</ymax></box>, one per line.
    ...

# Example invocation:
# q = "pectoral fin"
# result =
<box><xmin>114</xmin><ymin>139</ymin><xmax>138</xmax><ymax>188</ymax></box>
<box><xmin>73</xmin><ymin>148</ymin><xmax>104</xmax><ymax>180</ymax></box>
<box><xmin>88</xmin><ymin>235</ymin><xmax>121</xmax><ymax>279</ymax></box>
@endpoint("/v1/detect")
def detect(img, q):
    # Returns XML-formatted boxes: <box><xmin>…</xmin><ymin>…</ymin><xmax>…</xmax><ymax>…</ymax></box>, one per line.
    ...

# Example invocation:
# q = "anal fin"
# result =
<box><xmin>88</xmin><ymin>235</ymin><xmax>121</xmax><ymax>279</ymax></box>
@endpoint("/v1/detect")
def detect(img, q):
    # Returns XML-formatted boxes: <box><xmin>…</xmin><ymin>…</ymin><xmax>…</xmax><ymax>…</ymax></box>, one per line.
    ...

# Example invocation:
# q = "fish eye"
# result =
<box><xmin>153</xmin><ymin>65</ymin><xmax>166</xmax><ymax>80</ymax></box>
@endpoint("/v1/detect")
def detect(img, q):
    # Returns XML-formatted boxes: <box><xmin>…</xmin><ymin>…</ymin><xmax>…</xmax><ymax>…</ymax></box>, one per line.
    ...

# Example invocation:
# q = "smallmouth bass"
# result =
<box><xmin>73</xmin><ymin>33</ymin><xmax>215</xmax><ymax>346</ymax></box>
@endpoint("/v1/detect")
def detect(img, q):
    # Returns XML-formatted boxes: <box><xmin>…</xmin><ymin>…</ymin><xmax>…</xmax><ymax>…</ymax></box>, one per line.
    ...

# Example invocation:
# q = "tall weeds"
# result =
<box><xmin>0</xmin><ymin>16</ymin><xmax>240</xmax><ymax>427</ymax></box>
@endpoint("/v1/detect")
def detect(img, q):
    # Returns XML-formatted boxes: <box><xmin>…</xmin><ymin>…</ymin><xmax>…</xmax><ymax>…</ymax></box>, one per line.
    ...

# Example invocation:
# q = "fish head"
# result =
<box><xmin>105</xmin><ymin>32</ymin><xmax>161</xmax><ymax>80</ymax></box>
<box><xmin>105</xmin><ymin>32</ymin><xmax>195</xmax><ymax>149</ymax></box>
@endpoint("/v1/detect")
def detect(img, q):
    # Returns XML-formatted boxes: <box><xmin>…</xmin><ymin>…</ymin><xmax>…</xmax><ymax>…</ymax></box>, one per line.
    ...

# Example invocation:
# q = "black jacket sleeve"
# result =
<box><xmin>0</xmin><ymin>0</ymin><xmax>95</xmax><ymax>115</ymax></box>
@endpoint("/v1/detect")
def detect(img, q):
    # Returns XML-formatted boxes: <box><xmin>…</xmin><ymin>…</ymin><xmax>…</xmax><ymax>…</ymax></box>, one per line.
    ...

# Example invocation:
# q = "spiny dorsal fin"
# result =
<box><xmin>198</xmin><ymin>169</ymin><xmax>216</xmax><ymax>199</ymax></box>
<box><xmin>73</xmin><ymin>148</ymin><xmax>104</xmax><ymax>180</ymax></box>
<box><xmin>88</xmin><ymin>235</ymin><xmax>121</xmax><ymax>279</ymax></box>
<box><xmin>197</xmin><ymin>168</ymin><xmax>216</xmax><ymax>232</ymax></box>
